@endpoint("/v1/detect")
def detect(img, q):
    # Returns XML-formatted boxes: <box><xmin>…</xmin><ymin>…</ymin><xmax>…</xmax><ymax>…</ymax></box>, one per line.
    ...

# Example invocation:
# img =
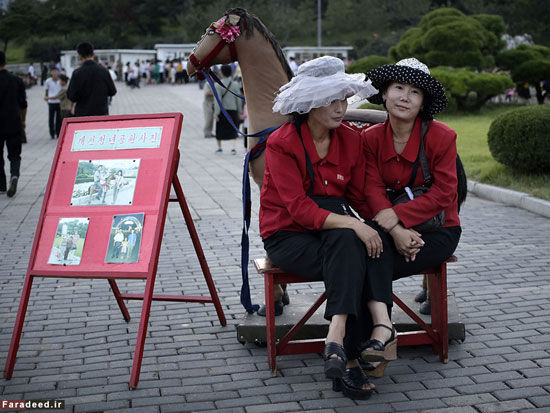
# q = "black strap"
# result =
<box><xmin>408</xmin><ymin>120</ymin><xmax>432</xmax><ymax>187</ymax></box>
<box><xmin>294</xmin><ymin>122</ymin><xmax>315</xmax><ymax>197</ymax></box>
<box><xmin>221</xmin><ymin>79</ymin><xmax>233</xmax><ymax>99</ymax></box>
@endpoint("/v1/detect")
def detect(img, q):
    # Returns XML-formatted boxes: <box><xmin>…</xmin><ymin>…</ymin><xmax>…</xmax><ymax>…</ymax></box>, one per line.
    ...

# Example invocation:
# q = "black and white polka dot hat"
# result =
<box><xmin>366</xmin><ymin>58</ymin><xmax>448</xmax><ymax>118</ymax></box>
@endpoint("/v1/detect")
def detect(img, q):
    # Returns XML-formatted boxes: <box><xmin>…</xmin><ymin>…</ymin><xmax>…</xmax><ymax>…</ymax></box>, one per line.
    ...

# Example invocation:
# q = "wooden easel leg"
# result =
<box><xmin>172</xmin><ymin>175</ymin><xmax>226</xmax><ymax>326</ymax></box>
<box><xmin>4</xmin><ymin>274</ymin><xmax>34</xmax><ymax>379</ymax></box>
<box><xmin>129</xmin><ymin>275</ymin><xmax>155</xmax><ymax>389</ymax></box>
<box><xmin>108</xmin><ymin>279</ymin><xmax>131</xmax><ymax>322</ymax></box>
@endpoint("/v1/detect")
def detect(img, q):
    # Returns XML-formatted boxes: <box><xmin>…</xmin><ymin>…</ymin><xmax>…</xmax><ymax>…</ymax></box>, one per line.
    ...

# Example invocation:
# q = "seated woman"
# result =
<box><xmin>260</xmin><ymin>56</ymin><xmax>395</xmax><ymax>400</ymax></box>
<box><xmin>360</xmin><ymin>58</ymin><xmax>463</xmax><ymax>365</ymax></box>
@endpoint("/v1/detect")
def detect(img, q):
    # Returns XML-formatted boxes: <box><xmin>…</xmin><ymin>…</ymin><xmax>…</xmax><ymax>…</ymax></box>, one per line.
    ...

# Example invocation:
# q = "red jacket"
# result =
<box><xmin>362</xmin><ymin>118</ymin><xmax>460</xmax><ymax>228</ymax></box>
<box><xmin>260</xmin><ymin>121</ymin><xmax>370</xmax><ymax>239</ymax></box>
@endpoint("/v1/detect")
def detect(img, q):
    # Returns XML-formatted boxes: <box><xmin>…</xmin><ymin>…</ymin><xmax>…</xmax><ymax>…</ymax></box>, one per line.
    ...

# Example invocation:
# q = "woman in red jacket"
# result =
<box><xmin>260</xmin><ymin>56</ymin><xmax>395</xmax><ymax>400</ymax></box>
<box><xmin>360</xmin><ymin>58</ymin><xmax>462</xmax><ymax>364</ymax></box>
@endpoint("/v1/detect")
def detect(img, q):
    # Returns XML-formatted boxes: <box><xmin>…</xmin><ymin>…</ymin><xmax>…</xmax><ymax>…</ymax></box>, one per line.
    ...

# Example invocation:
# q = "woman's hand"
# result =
<box><xmin>374</xmin><ymin>208</ymin><xmax>399</xmax><ymax>232</ymax></box>
<box><xmin>389</xmin><ymin>225</ymin><xmax>424</xmax><ymax>262</ymax></box>
<box><xmin>352</xmin><ymin>221</ymin><xmax>383</xmax><ymax>259</ymax></box>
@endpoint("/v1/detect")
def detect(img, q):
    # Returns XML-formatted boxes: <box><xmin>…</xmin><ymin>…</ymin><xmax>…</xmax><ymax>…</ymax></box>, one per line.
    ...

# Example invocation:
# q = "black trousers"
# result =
<box><xmin>0</xmin><ymin>132</ymin><xmax>22</xmax><ymax>188</ymax></box>
<box><xmin>48</xmin><ymin>103</ymin><xmax>61</xmax><ymax>138</ymax></box>
<box><xmin>354</xmin><ymin>225</ymin><xmax>462</xmax><ymax>354</ymax></box>
<box><xmin>263</xmin><ymin>224</ymin><xmax>394</xmax><ymax>360</ymax></box>
<box><xmin>263</xmin><ymin>225</ymin><xmax>461</xmax><ymax>360</ymax></box>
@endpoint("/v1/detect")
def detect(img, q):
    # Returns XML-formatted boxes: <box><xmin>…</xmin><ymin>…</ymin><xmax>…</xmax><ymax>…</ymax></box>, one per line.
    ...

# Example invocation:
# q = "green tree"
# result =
<box><xmin>431</xmin><ymin>66</ymin><xmax>513</xmax><ymax>111</ymax></box>
<box><xmin>346</xmin><ymin>55</ymin><xmax>393</xmax><ymax>74</ymax></box>
<box><xmin>389</xmin><ymin>7</ymin><xmax>505</xmax><ymax>69</ymax></box>
<box><xmin>0</xmin><ymin>0</ymin><xmax>40</xmax><ymax>53</ymax></box>
<box><xmin>497</xmin><ymin>44</ymin><xmax>550</xmax><ymax>104</ymax></box>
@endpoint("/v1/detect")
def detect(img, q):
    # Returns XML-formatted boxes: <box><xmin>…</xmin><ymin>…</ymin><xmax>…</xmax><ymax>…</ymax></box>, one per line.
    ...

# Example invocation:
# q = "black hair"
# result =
<box><xmin>221</xmin><ymin>64</ymin><xmax>232</xmax><ymax>77</ymax></box>
<box><xmin>59</xmin><ymin>74</ymin><xmax>69</xmax><ymax>82</ymax></box>
<box><xmin>290</xmin><ymin>112</ymin><xmax>308</xmax><ymax>125</ymax></box>
<box><xmin>77</xmin><ymin>42</ymin><xmax>94</xmax><ymax>58</ymax></box>
<box><xmin>0</xmin><ymin>51</ymin><xmax>6</xmax><ymax>66</ymax></box>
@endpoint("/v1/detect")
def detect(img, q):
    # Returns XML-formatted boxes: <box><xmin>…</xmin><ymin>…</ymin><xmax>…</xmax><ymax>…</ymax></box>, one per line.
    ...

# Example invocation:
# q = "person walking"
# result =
<box><xmin>213</xmin><ymin>65</ymin><xmax>242</xmax><ymax>154</ymax></box>
<box><xmin>0</xmin><ymin>51</ymin><xmax>27</xmax><ymax>197</ymax></box>
<box><xmin>44</xmin><ymin>67</ymin><xmax>62</xmax><ymax>139</ymax></box>
<box><xmin>67</xmin><ymin>42</ymin><xmax>117</xmax><ymax>116</ymax></box>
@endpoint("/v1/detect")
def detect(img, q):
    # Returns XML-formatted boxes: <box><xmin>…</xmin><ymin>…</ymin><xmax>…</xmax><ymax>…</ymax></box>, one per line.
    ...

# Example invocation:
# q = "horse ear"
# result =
<box><xmin>227</xmin><ymin>14</ymin><xmax>240</xmax><ymax>26</ymax></box>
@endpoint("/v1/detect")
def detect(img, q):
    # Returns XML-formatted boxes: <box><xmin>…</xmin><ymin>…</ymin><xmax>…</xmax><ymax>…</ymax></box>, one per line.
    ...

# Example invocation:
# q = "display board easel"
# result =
<box><xmin>3</xmin><ymin>113</ymin><xmax>226</xmax><ymax>389</ymax></box>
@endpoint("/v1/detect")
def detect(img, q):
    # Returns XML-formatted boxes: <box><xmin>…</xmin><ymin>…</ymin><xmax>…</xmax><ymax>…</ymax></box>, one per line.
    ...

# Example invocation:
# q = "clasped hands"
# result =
<box><xmin>374</xmin><ymin>208</ymin><xmax>424</xmax><ymax>262</ymax></box>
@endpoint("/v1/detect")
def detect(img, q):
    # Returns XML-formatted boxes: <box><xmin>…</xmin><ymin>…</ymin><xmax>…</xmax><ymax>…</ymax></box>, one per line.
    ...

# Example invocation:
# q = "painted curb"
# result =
<box><xmin>468</xmin><ymin>180</ymin><xmax>550</xmax><ymax>219</ymax></box>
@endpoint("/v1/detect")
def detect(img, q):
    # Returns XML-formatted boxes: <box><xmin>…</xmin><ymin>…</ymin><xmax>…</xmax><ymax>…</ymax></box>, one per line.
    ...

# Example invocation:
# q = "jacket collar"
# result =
<box><xmin>300</xmin><ymin>122</ymin><xmax>340</xmax><ymax>165</ymax></box>
<box><xmin>382</xmin><ymin>117</ymin><xmax>422</xmax><ymax>163</ymax></box>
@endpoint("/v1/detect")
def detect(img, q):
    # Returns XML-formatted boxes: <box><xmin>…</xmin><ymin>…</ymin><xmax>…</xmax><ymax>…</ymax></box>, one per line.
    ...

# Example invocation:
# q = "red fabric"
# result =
<box><xmin>362</xmin><ymin>118</ymin><xmax>460</xmax><ymax>228</ymax></box>
<box><xmin>260</xmin><ymin>121</ymin><xmax>369</xmax><ymax>239</ymax></box>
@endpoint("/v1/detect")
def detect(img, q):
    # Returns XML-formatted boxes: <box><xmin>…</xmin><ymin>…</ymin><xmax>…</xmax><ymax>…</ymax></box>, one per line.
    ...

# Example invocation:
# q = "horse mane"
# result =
<box><xmin>225</xmin><ymin>7</ymin><xmax>294</xmax><ymax>82</ymax></box>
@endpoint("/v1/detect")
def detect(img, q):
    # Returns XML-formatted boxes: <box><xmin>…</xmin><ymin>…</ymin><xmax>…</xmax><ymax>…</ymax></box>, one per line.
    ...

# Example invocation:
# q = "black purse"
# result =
<box><xmin>387</xmin><ymin>121</ymin><xmax>445</xmax><ymax>233</ymax></box>
<box><xmin>295</xmin><ymin>123</ymin><xmax>357</xmax><ymax>218</ymax></box>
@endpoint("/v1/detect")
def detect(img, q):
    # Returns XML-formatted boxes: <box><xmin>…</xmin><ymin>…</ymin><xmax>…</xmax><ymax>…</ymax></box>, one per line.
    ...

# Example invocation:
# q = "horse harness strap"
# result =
<box><xmin>189</xmin><ymin>40</ymin><xmax>238</xmax><ymax>72</ymax></box>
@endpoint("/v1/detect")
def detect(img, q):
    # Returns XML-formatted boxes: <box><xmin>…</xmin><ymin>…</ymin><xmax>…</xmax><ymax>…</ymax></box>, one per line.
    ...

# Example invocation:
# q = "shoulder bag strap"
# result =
<box><xmin>294</xmin><ymin>122</ymin><xmax>315</xmax><ymax>196</ymax></box>
<box><xmin>407</xmin><ymin>120</ymin><xmax>431</xmax><ymax>187</ymax></box>
<box><xmin>221</xmin><ymin>79</ymin><xmax>233</xmax><ymax>99</ymax></box>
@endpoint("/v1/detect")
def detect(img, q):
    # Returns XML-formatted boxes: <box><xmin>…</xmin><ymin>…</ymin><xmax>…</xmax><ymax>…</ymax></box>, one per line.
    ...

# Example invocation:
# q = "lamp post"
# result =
<box><xmin>317</xmin><ymin>0</ymin><xmax>322</xmax><ymax>47</ymax></box>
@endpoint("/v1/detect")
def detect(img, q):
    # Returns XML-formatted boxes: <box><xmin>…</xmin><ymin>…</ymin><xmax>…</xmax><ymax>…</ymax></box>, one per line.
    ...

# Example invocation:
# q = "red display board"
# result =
<box><xmin>4</xmin><ymin>113</ymin><xmax>226</xmax><ymax>389</ymax></box>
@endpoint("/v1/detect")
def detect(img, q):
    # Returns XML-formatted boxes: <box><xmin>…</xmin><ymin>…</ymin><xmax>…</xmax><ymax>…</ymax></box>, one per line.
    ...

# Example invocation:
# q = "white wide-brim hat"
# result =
<box><xmin>273</xmin><ymin>56</ymin><xmax>378</xmax><ymax>115</ymax></box>
<box><xmin>366</xmin><ymin>58</ymin><xmax>447</xmax><ymax>118</ymax></box>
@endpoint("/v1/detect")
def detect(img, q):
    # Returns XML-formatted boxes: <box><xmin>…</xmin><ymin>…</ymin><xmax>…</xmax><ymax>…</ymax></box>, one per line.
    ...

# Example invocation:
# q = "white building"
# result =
<box><xmin>154</xmin><ymin>44</ymin><xmax>197</xmax><ymax>62</ymax></box>
<box><xmin>282</xmin><ymin>46</ymin><xmax>353</xmax><ymax>63</ymax></box>
<box><xmin>60</xmin><ymin>49</ymin><xmax>156</xmax><ymax>77</ymax></box>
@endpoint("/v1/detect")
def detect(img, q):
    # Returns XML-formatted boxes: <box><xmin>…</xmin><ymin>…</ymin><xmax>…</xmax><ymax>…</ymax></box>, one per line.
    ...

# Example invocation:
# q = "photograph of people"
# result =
<box><xmin>105</xmin><ymin>213</ymin><xmax>144</xmax><ymax>263</ymax></box>
<box><xmin>260</xmin><ymin>56</ymin><xmax>397</xmax><ymax>400</ymax></box>
<box><xmin>70</xmin><ymin>159</ymin><xmax>139</xmax><ymax>206</ymax></box>
<box><xmin>48</xmin><ymin>218</ymin><xmax>89</xmax><ymax>265</ymax></box>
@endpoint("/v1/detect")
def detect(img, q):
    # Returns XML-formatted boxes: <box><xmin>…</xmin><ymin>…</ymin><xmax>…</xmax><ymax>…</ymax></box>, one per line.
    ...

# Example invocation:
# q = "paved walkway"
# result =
<box><xmin>1</xmin><ymin>81</ymin><xmax>549</xmax><ymax>412</ymax></box>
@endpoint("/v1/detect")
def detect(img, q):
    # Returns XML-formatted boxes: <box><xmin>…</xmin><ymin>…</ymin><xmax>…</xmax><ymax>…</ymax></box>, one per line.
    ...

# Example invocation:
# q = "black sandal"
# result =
<box><xmin>323</xmin><ymin>342</ymin><xmax>347</xmax><ymax>379</ymax></box>
<box><xmin>332</xmin><ymin>366</ymin><xmax>373</xmax><ymax>400</ymax></box>
<box><xmin>360</xmin><ymin>324</ymin><xmax>397</xmax><ymax>362</ymax></box>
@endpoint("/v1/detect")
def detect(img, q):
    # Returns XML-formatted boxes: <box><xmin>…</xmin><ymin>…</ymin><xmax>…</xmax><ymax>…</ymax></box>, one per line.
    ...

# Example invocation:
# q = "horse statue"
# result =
<box><xmin>186</xmin><ymin>7</ymin><xmax>387</xmax><ymax>189</ymax></box>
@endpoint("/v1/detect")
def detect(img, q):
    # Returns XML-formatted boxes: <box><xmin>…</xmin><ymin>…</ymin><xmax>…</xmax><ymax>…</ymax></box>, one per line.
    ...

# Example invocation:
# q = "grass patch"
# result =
<box><xmin>358</xmin><ymin>103</ymin><xmax>550</xmax><ymax>201</ymax></box>
<box><xmin>5</xmin><ymin>44</ymin><xmax>27</xmax><ymax>64</ymax></box>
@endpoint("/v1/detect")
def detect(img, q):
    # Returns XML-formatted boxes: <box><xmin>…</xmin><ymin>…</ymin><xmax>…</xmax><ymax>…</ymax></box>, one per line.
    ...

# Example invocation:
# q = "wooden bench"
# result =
<box><xmin>254</xmin><ymin>255</ymin><xmax>457</xmax><ymax>376</ymax></box>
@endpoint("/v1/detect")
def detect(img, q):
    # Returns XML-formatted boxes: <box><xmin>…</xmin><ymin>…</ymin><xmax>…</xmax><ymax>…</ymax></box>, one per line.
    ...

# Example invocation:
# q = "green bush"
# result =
<box><xmin>487</xmin><ymin>105</ymin><xmax>550</xmax><ymax>172</ymax></box>
<box><xmin>431</xmin><ymin>67</ymin><xmax>513</xmax><ymax>112</ymax></box>
<box><xmin>389</xmin><ymin>7</ymin><xmax>505</xmax><ymax>70</ymax></box>
<box><xmin>346</xmin><ymin>55</ymin><xmax>393</xmax><ymax>74</ymax></box>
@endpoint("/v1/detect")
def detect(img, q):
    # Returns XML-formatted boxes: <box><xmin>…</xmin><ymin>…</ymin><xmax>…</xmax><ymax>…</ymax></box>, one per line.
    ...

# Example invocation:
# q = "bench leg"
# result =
<box><xmin>265</xmin><ymin>273</ymin><xmax>277</xmax><ymax>376</ymax></box>
<box><xmin>429</xmin><ymin>263</ymin><xmax>448</xmax><ymax>363</ymax></box>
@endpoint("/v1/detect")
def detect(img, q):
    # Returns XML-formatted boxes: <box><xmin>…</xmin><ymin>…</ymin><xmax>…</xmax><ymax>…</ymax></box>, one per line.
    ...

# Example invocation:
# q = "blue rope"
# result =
<box><xmin>201</xmin><ymin>68</ymin><xmax>281</xmax><ymax>313</ymax></box>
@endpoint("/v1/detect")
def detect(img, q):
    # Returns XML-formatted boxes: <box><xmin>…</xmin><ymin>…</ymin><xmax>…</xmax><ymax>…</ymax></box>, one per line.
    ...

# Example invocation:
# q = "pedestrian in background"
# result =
<box><xmin>46</xmin><ymin>74</ymin><xmax>71</xmax><ymax>124</ymax></box>
<box><xmin>0</xmin><ymin>51</ymin><xmax>27</xmax><ymax>197</ymax></box>
<box><xmin>44</xmin><ymin>67</ymin><xmax>62</xmax><ymax>139</ymax></box>
<box><xmin>214</xmin><ymin>64</ymin><xmax>242</xmax><ymax>154</ymax></box>
<box><xmin>40</xmin><ymin>63</ymin><xmax>48</xmax><ymax>86</ymax></box>
<box><xmin>67</xmin><ymin>42</ymin><xmax>117</xmax><ymax>116</ymax></box>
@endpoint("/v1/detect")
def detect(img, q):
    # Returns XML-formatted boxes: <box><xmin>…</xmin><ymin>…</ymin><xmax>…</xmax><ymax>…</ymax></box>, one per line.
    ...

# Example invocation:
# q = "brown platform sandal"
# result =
<box><xmin>360</xmin><ymin>324</ymin><xmax>397</xmax><ymax>362</ymax></box>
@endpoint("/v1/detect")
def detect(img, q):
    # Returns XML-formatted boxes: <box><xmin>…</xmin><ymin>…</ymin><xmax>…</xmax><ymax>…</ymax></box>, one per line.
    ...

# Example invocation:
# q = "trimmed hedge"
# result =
<box><xmin>346</xmin><ymin>55</ymin><xmax>393</xmax><ymax>74</ymax></box>
<box><xmin>488</xmin><ymin>105</ymin><xmax>550</xmax><ymax>172</ymax></box>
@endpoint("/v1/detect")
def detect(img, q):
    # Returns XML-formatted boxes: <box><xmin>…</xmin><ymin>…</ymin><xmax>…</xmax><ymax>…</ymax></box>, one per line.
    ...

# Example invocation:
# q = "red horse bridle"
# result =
<box><xmin>188</xmin><ymin>23</ymin><xmax>241</xmax><ymax>79</ymax></box>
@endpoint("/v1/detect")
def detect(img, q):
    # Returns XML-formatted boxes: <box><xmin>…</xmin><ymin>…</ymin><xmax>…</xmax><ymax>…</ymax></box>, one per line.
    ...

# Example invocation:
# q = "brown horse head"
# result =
<box><xmin>186</xmin><ymin>8</ymin><xmax>293</xmax><ymax>80</ymax></box>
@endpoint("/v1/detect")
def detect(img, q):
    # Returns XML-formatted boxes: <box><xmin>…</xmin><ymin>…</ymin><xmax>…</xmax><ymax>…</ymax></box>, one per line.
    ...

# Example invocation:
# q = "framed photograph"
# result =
<box><xmin>105</xmin><ymin>213</ymin><xmax>144</xmax><ymax>264</ymax></box>
<box><xmin>70</xmin><ymin>159</ymin><xmax>140</xmax><ymax>206</ymax></box>
<box><xmin>48</xmin><ymin>217</ymin><xmax>90</xmax><ymax>265</ymax></box>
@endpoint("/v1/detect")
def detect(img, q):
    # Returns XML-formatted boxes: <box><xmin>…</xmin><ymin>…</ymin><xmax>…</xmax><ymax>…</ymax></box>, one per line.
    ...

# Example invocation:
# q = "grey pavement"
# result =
<box><xmin>1</xmin><ymin>81</ymin><xmax>549</xmax><ymax>412</ymax></box>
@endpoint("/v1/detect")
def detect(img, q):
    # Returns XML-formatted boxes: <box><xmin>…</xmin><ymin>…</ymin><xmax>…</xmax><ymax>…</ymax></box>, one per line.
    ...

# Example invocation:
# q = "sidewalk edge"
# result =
<box><xmin>468</xmin><ymin>180</ymin><xmax>550</xmax><ymax>219</ymax></box>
